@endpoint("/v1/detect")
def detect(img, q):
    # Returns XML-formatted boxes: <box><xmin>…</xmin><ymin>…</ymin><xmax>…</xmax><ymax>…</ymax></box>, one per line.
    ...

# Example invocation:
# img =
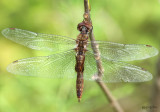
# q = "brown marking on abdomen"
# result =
<box><xmin>75</xmin><ymin>55</ymin><xmax>85</xmax><ymax>72</ymax></box>
<box><xmin>76</xmin><ymin>72</ymin><xmax>84</xmax><ymax>102</ymax></box>
<box><xmin>75</xmin><ymin>54</ymin><xmax>85</xmax><ymax>102</ymax></box>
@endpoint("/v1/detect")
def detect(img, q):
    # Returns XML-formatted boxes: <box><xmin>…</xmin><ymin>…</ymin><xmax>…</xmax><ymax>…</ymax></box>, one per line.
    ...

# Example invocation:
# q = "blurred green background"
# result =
<box><xmin>0</xmin><ymin>0</ymin><xmax>160</xmax><ymax>112</ymax></box>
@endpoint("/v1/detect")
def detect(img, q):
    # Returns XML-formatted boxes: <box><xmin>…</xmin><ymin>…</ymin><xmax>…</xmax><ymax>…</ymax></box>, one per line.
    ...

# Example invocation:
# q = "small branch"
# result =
<box><xmin>89</xmin><ymin>30</ymin><xmax>104</xmax><ymax>77</ymax></box>
<box><xmin>151</xmin><ymin>56</ymin><xmax>160</xmax><ymax>112</ymax></box>
<box><xmin>84</xmin><ymin>0</ymin><xmax>90</xmax><ymax>13</ymax></box>
<box><xmin>90</xmin><ymin>28</ymin><xmax>124</xmax><ymax>112</ymax></box>
<box><xmin>84</xmin><ymin>0</ymin><xmax>124</xmax><ymax>112</ymax></box>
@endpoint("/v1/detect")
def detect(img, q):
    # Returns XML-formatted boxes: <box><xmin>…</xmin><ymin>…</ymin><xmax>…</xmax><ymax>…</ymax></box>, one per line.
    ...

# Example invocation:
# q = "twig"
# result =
<box><xmin>84</xmin><ymin>0</ymin><xmax>124</xmax><ymax>112</ymax></box>
<box><xmin>151</xmin><ymin>56</ymin><xmax>160</xmax><ymax>112</ymax></box>
<box><xmin>84</xmin><ymin>0</ymin><xmax>90</xmax><ymax>13</ymax></box>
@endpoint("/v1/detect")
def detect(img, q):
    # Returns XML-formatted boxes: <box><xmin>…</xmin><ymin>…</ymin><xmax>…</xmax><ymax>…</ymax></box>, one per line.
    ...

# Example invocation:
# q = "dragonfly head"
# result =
<box><xmin>77</xmin><ymin>20</ymin><xmax>92</xmax><ymax>33</ymax></box>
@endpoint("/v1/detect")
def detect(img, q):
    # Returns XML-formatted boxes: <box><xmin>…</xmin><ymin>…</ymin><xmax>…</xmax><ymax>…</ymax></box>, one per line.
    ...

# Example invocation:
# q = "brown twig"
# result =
<box><xmin>84</xmin><ymin>0</ymin><xmax>124</xmax><ymax>112</ymax></box>
<box><xmin>84</xmin><ymin>0</ymin><xmax>90</xmax><ymax>13</ymax></box>
<box><xmin>151</xmin><ymin>56</ymin><xmax>160</xmax><ymax>112</ymax></box>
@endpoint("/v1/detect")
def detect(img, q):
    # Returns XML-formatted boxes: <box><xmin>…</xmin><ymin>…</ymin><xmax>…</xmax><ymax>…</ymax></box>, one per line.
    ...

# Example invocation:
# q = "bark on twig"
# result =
<box><xmin>151</xmin><ymin>56</ymin><xmax>160</xmax><ymax>112</ymax></box>
<box><xmin>84</xmin><ymin>0</ymin><xmax>90</xmax><ymax>13</ymax></box>
<box><xmin>84</xmin><ymin>0</ymin><xmax>124</xmax><ymax>112</ymax></box>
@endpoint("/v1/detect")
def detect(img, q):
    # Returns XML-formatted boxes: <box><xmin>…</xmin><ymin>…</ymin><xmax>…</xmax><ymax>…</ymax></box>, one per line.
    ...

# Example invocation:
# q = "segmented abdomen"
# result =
<box><xmin>75</xmin><ymin>54</ymin><xmax>85</xmax><ymax>102</ymax></box>
<box><xmin>76</xmin><ymin>72</ymin><xmax>84</xmax><ymax>102</ymax></box>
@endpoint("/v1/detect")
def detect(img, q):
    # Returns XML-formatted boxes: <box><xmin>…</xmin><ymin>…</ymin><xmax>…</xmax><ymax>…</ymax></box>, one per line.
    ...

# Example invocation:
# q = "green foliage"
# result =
<box><xmin>0</xmin><ymin>0</ymin><xmax>159</xmax><ymax>112</ymax></box>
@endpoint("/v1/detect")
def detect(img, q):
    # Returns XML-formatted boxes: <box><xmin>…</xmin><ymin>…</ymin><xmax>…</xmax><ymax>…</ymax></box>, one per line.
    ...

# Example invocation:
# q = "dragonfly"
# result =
<box><xmin>1</xmin><ymin>16</ymin><xmax>158</xmax><ymax>102</ymax></box>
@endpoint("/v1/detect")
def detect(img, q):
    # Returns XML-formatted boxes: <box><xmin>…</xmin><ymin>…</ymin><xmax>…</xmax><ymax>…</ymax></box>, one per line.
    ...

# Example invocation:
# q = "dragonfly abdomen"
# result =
<box><xmin>75</xmin><ymin>38</ymin><xmax>87</xmax><ymax>102</ymax></box>
<box><xmin>76</xmin><ymin>72</ymin><xmax>84</xmax><ymax>102</ymax></box>
<box><xmin>75</xmin><ymin>52</ymin><xmax>85</xmax><ymax>102</ymax></box>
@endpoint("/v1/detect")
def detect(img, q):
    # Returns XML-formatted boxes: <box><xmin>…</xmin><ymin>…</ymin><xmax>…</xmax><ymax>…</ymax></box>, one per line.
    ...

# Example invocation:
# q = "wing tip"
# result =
<box><xmin>146</xmin><ymin>45</ymin><xmax>159</xmax><ymax>55</ymax></box>
<box><xmin>6</xmin><ymin>61</ymin><xmax>18</xmax><ymax>74</ymax></box>
<box><xmin>140</xmin><ymin>68</ymin><xmax>153</xmax><ymax>82</ymax></box>
<box><xmin>144</xmin><ymin>45</ymin><xmax>159</xmax><ymax>59</ymax></box>
<box><xmin>6</xmin><ymin>62</ymin><xmax>13</xmax><ymax>73</ymax></box>
<box><xmin>153</xmin><ymin>47</ymin><xmax>159</xmax><ymax>56</ymax></box>
<box><xmin>1</xmin><ymin>28</ymin><xmax>8</xmax><ymax>36</ymax></box>
<box><xmin>1</xmin><ymin>28</ymin><xmax>15</xmax><ymax>37</ymax></box>
<box><xmin>2</xmin><ymin>28</ymin><xmax>17</xmax><ymax>36</ymax></box>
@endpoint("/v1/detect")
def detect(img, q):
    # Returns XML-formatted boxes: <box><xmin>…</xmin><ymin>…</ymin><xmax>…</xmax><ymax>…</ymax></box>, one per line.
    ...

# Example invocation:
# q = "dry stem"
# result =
<box><xmin>151</xmin><ymin>56</ymin><xmax>160</xmax><ymax>112</ymax></box>
<box><xmin>84</xmin><ymin>0</ymin><xmax>124</xmax><ymax>112</ymax></box>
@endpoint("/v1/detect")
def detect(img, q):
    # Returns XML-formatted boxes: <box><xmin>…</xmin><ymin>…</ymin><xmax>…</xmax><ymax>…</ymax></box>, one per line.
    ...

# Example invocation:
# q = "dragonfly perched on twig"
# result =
<box><xmin>1</xmin><ymin>14</ymin><xmax>158</xmax><ymax>102</ymax></box>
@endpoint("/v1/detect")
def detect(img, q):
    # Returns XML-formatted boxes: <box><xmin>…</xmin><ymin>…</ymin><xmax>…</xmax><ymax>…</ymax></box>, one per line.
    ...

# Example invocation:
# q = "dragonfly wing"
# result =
<box><xmin>87</xmin><ymin>41</ymin><xmax>158</xmax><ymax>61</ymax></box>
<box><xmin>2</xmin><ymin>28</ymin><xmax>75</xmax><ymax>51</ymax></box>
<box><xmin>84</xmin><ymin>51</ymin><xmax>152</xmax><ymax>82</ymax></box>
<box><xmin>7</xmin><ymin>50</ymin><xmax>76</xmax><ymax>78</ymax></box>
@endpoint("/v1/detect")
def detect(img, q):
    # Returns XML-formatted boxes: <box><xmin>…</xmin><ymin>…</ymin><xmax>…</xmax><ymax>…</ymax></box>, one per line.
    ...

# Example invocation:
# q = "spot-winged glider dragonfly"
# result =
<box><xmin>1</xmin><ymin>17</ymin><xmax>158</xmax><ymax>102</ymax></box>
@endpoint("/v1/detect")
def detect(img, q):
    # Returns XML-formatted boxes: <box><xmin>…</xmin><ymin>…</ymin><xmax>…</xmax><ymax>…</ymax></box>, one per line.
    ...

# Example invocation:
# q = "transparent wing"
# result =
<box><xmin>84</xmin><ymin>51</ymin><xmax>152</xmax><ymax>82</ymax></box>
<box><xmin>2</xmin><ymin>28</ymin><xmax>76</xmax><ymax>51</ymax></box>
<box><xmin>7</xmin><ymin>50</ymin><xmax>76</xmax><ymax>78</ymax></box>
<box><xmin>87</xmin><ymin>41</ymin><xmax>158</xmax><ymax>61</ymax></box>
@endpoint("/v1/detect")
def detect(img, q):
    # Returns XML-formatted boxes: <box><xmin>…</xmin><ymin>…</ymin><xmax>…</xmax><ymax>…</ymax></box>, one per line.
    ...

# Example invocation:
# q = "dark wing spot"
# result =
<box><xmin>13</xmin><ymin>60</ymin><xmax>18</xmax><ymax>63</ymax></box>
<box><xmin>9</xmin><ymin>28</ymin><xmax>15</xmax><ymax>30</ymax></box>
<box><xmin>146</xmin><ymin>45</ymin><xmax>152</xmax><ymax>47</ymax></box>
<box><xmin>141</xmin><ymin>67</ymin><xmax>147</xmax><ymax>71</ymax></box>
